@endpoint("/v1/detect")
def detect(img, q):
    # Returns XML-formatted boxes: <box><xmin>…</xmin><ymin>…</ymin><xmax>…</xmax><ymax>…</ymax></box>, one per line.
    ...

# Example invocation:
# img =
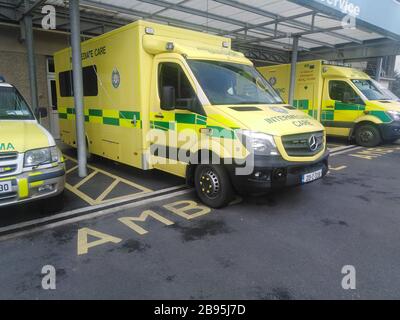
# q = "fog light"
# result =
<box><xmin>38</xmin><ymin>184</ymin><xmax>54</xmax><ymax>192</ymax></box>
<box><xmin>253</xmin><ymin>171</ymin><xmax>270</xmax><ymax>181</ymax></box>
<box><xmin>272</xmin><ymin>168</ymin><xmax>286</xmax><ymax>181</ymax></box>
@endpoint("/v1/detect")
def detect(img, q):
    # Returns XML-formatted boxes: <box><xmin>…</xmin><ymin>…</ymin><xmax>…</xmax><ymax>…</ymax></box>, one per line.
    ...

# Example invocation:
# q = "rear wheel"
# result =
<box><xmin>86</xmin><ymin>139</ymin><xmax>93</xmax><ymax>162</ymax></box>
<box><xmin>355</xmin><ymin>124</ymin><xmax>382</xmax><ymax>147</ymax></box>
<box><xmin>194</xmin><ymin>164</ymin><xmax>234</xmax><ymax>209</ymax></box>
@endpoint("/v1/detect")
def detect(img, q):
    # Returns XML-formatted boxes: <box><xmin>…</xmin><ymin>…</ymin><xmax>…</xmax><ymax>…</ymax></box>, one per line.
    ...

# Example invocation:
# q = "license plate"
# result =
<box><xmin>0</xmin><ymin>181</ymin><xmax>12</xmax><ymax>194</ymax></box>
<box><xmin>302</xmin><ymin>169</ymin><xmax>323</xmax><ymax>184</ymax></box>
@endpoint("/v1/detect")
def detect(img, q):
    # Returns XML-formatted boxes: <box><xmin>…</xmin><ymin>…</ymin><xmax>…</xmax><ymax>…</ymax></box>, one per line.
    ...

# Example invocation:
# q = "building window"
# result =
<box><xmin>59</xmin><ymin>65</ymin><xmax>98</xmax><ymax>97</ymax></box>
<box><xmin>50</xmin><ymin>80</ymin><xmax>58</xmax><ymax>110</ymax></box>
<box><xmin>47</xmin><ymin>57</ymin><xmax>55</xmax><ymax>73</ymax></box>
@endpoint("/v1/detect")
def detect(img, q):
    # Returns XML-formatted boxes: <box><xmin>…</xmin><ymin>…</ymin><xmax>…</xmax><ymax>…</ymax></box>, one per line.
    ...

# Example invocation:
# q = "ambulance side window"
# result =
<box><xmin>329</xmin><ymin>80</ymin><xmax>363</xmax><ymax>104</ymax></box>
<box><xmin>59</xmin><ymin>65</ymin><xmax>98</xmax><ymax>97</ymax></box>
<box><xmin>158</xmin><ymin>62</ymin><xmax>200</xmax><ymax>110</ymax></box>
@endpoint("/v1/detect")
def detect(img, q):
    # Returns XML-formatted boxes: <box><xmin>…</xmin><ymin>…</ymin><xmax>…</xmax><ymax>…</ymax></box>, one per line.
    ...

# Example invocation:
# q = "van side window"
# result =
<box><xmin>59</xmin><ymin>65</ymin><xmax>98</xmax><ymax>97</ymax></box>
<box><xmin>329</xmin><ymin>80</ymin><xmax>362</xmax><ymax>104</ymax></box>
<box><xmin>158</xmin><ymin>62</ymin><xmax>199</xmax><ymax>110</ymax></box>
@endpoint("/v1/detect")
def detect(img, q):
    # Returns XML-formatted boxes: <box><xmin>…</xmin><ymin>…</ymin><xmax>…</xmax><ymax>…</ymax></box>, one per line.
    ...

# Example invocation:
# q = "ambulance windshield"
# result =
<box><xmin>0</xmin><ymin>86</ymin><xmax>34</xmax><ymax>120</ymax></box>
<box><xmin>351</xmin><ymin>79</ymin><xmax>394</xmax><ymax>101</ymax></box>
<box><xmin>188</xmin><ymin>60</ymin><xmax>283</xmax><ymax>105</ymax></box>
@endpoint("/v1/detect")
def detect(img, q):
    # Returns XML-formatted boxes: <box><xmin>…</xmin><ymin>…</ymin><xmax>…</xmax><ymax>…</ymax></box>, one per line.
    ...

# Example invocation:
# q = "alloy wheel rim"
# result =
<box><xmin>199</xmin><ymin>169</ymin><xmax>220</xmax><ymax>199</ymax></box>
<box><xmin>360</xmin><ymin>129</ymin><xmax>374</xmax><ymax>143</ymax></box>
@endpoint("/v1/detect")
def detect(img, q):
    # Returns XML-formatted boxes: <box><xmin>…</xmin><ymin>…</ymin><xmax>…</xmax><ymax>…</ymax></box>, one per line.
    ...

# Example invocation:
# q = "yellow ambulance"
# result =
<box><xmin>258</xmin><ymin>60</ymin><xmax>400</xmax><ymax>147</ymax></box>
<box><xmin>55</xmin><ymin>21</ymin><xmax>329</xmax><ymax>208</ymax></box>
<box><xmin>0</xmin><ymin>78</ymin><xmax>65</xmax><ymax>209</ymax></box>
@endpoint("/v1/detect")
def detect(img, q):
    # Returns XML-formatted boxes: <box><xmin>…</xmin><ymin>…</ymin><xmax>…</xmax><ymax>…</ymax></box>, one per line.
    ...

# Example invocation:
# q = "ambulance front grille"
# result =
<box><xmin>282</xmin><ymin>131</ymin><xmax>324</xmax><ymax>157</ymax></box>
<box><xmin>0</xmin><ymin>164</ymin><xmax>17</xmax><ymax>176</ymax></box>
<box><xmin>0</xmin><ymin>152</ymin><xmax>18</xmax><ymax>162</ymax></box>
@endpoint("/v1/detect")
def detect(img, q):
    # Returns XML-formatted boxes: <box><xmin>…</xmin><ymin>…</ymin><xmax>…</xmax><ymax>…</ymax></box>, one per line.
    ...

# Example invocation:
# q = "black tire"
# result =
<box><xmin>86</xmin><ymin>139</ymin><xmax>93</xmax><ymax>162</ymax></box>
<box><xmin>355</xmin><ymin>124</ymin><xmax>382</xmax><ymax>147</ymax></box>
<box><xmin>386</xmin><ymin>138</ymin><xmax>399</xmax><ymax>144</ymax></box>
<box><xmin>86</xmin><ymin>150</ymin><xmax>93</xmax><ymax>162</ymax></box>
<box><xmin>194</xmin><ymin>164</ymin><xmax>234</xmax><ymax>209</ymax></box>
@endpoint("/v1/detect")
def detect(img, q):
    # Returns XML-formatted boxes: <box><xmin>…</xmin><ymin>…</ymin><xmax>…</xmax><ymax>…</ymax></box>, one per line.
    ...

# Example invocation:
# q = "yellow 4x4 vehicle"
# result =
<box><xmin>259</xmin><ymin>60</ymin><xmax>400</xmax><ymax>147</ymax></box>
<box><xmin>0</xmin><ymin>78</ymin><xmax>65</xmax><ymax>209</ymax></box>
<box><xmin>55</xmin><ymin>21</ymin><xmax>329</xmax><ymax>208</ymax></box>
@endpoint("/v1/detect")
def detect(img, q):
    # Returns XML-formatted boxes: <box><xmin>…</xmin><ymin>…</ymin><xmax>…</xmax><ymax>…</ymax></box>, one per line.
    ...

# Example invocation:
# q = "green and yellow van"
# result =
<box><xmin>55</xmin><ymin>21</ymin><xmax>329</xmax><ymax>208</ymax></box>
<box><xmin>259</xmin><ymin>60</ymin><xmax>400</xmax><ymax>147</ymax></box>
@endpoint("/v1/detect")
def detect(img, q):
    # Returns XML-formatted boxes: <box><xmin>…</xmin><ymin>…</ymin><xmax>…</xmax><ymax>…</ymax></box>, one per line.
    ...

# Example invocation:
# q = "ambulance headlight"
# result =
<box><xmin>236</xmin><ymin>130</ymin><xmax>279</xmax><ymax>156</ymax></box>
<box><xmin>388</xmin><ymin>110</ymin><xmax>400</xmax><ymax>121</ymax></box>
<box><xmin>24</xmin><ymin>146</ymin><xmax>61</xmax><ymax>167</ymax></box>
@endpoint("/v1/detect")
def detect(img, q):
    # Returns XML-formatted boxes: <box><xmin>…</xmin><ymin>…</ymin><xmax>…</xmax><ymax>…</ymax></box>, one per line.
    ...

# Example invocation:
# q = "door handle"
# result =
<box><xmin>131</xmin><ymin>115</ymin><xmax>137</xmax><ymax>126</ymax></box>
<box><xmin>326</xmin><ymin>105</ymin><xmax>334</xmax><ymax>109</ymax></box>
<box><xmin>200</xmin><ymin>128</ymin><xmax>213</xmax><ymax>136</ymax></box>
<box><xmin>155</xmin><ymin>113</ymin><xmax>164</xmax><ymax>119</ymax></box>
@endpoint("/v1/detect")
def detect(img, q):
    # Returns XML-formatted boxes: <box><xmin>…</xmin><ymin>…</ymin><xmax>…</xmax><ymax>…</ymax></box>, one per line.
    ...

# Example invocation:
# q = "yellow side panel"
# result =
<box><xmin>258</xmin><ymin>64</ymin><xmax>290</xmax><ymax>103</ymax></box>
<box><xmin>153</xmin><ymin>159</ymin><xmax>187</xmax><ymax>178</ymax></box>
<box><xmin>327</xmin><ymin>127</ymin><xmax>351</xmax><ymax>137</ymax></box>
<box><xmin>55</xmin><ymin>23</ymin><xmax>145</xmax><ymax>169</ymax></box>
<box><xmin>258</xmin><ymin>60</ymin><xmax>323</xmax><ymax>120</ymax></box>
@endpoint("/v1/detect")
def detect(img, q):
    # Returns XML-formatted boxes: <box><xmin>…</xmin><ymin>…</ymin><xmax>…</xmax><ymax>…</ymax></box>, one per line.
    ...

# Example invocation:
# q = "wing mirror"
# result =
<box><xmin>35</xmin><ymin>107</ymin><xmax>48</xmax><ymax>119</ymax></box>
<box><xmin>161</xmin><ymin>86</ymin><xmax>176</xmax><ymax>111</ymax></box>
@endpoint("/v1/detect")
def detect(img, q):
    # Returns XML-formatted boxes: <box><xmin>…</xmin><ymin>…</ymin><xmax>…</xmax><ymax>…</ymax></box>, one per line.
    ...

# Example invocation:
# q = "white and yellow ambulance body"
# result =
<box><xmin>0</xmin><ymin>79</ymin><xmax>65</xmax><ymax>208</ymax></box>
<box><xmin>55</xmin><ymin>21</ymin><xmax>329</xmax><ymax>208</ymax></box>
<box><xmin>259</xmin><ymin>60</ymin><xmax>400</xmax><ymax>147</ymax></box>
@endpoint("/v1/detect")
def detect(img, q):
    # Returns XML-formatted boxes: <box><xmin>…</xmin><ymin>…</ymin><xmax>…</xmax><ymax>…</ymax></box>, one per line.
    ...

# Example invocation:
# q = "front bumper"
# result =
<box><xmin>0</xmin><ymin>164</ymin><xmax>65</xmax><ymax>208</ymax></box>
<box><xmin>226</xmin><ymin>150</ymin><xmax>330</xmax><ymax>195</ymax></box>
<box><xmin>380</xmin><ymin>121</ymin><xmax>400</xmax><ymax>141</ymax></box>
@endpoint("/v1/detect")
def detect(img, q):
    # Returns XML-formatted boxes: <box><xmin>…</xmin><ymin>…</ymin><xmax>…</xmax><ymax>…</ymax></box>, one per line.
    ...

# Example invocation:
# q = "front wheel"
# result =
<box><xmin>355</xmin><ymin>124</ymin><xmax>382</xmax><ymax>147</ymax></box>
<box><xmin>194</xmin><ymin>165</ymin><xmax>234</xmax><ymax>209</ymax></box>
<box><xmin>386</xmin><ymin>138</ymin><xmax>399</xmax><ymax>144</ymax></box>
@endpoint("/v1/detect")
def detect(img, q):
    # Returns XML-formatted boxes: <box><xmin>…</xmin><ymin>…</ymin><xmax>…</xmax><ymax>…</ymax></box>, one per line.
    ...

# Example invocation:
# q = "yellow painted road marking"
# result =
<box><xmin>80</xmin><ymin>199</ymin><xmax>209</xmax><ymax>255</ymax></box>
<box><xmin>163</xmin><ymin>200</ymin><xmax>211</xmax><ymax>220</ymax></box>
<box><xmin>349</xmin><ymin>147</ymin><xmax>396</xmax><ymax>160</ymax></box>
<box><xmin>65</xmin><ymin>184</ymin><xmax>96</xmax><ymax>205</ymax></box>
<box><xmin>78</xmin><ymin>228</ymin><xmax>122</xmax><ymax>255</ymax></box>
<box><xmin>63</xmin><ymin>154</ymin><xmax>153</xmax><ymax>206</ymax></box>
<box><xmin>118</xmin><ymin>211</ymin><xmax>174</xmax><ymax>235</ymax></box>
<box><xmin>0</xmin><ymin>185</ymin><xmax>189</xmax><ymax>241</ymax></box>
<box><xmin>66</xmin><ymin>165</ymin><xmax>78</xmax><ymax>174</ymax></box>
<box><xmin>96</xmin><ymin>179</ymin><xmax>120</xmax><ymax>202</ymax></box>
<box><xmin>329</xmin><ymin>165</ymin><xmax>347</xmax><ymax>171</ymax></box>
<box><xmin>73</xmin><ymin>171</ymin><xmax>98</xmax><ymax>189</ymax></box>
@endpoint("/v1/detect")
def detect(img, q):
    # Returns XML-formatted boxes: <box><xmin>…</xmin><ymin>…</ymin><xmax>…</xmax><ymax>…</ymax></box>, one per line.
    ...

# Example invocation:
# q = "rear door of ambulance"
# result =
<box><xmin>293</xmin><ymin>62</ymin><xmax>321</xmax><ymax>120</ymax></box>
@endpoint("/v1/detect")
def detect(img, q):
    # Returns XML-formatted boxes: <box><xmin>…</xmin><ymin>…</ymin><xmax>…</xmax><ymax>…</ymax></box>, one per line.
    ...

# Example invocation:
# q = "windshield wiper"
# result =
<box><xmin>234</xmin><ymin>101</ymin><xmax>283</xmax><ymax>105</ymax></box>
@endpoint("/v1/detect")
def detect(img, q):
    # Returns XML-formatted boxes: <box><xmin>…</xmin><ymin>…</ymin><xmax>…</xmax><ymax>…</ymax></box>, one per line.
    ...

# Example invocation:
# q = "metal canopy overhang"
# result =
<box><xmin>0</xmin><ymin>0</ymin><xmax>399</xmax><ymax>64</ymax></box>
